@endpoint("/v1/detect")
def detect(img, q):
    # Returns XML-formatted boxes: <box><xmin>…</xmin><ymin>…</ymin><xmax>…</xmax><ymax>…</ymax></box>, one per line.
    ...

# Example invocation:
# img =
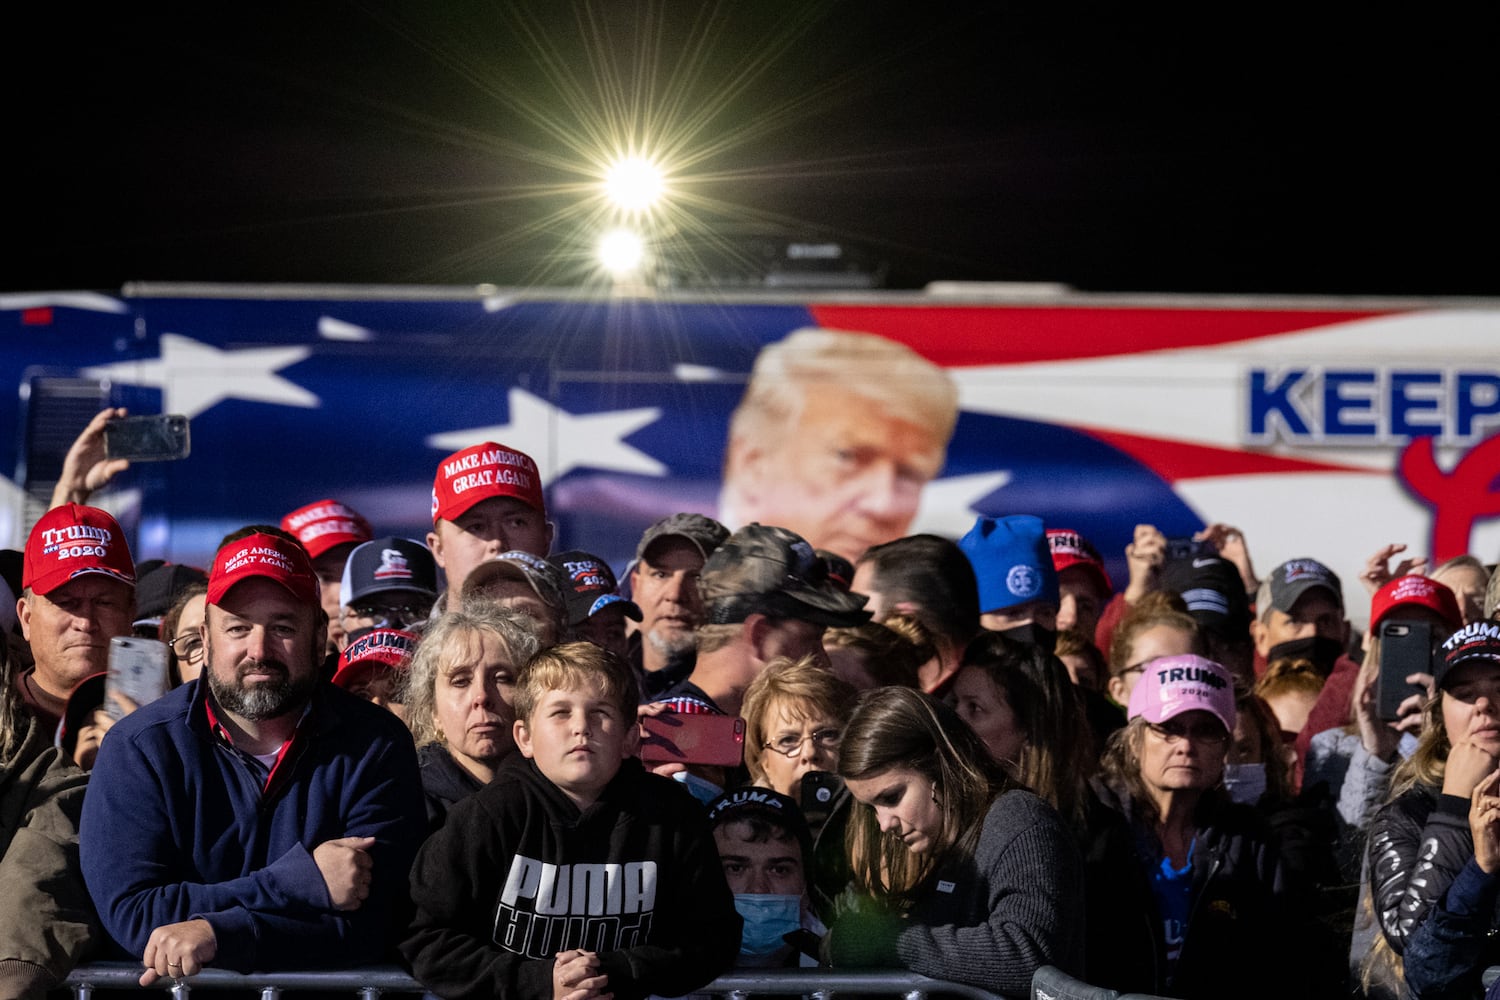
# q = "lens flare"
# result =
<box><xmin>597</xmin><ymin>228</ymin><xmax>646</xmax><ymax>276</ymax></box>
<box><xmin>604</xmin><ymin>156</ymin><xmax>666</xmax><ymax>213</ymax></box>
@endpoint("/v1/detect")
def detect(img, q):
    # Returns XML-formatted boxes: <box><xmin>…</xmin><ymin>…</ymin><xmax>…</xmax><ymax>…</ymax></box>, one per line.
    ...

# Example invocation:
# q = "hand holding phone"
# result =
<box><xmin>1378</xmin><ymin>620</ymin><xmax>1437</xmax><ymax>722</ymax></box>
<box><xmin>107</xmin><ymin>637</ymin><xmax>170</xmax><ymax>720</ymax></box>
<box><xmin>639</xmin><ymin>712</ymin><xmax>745</xmax><ymax>767</ymax></box>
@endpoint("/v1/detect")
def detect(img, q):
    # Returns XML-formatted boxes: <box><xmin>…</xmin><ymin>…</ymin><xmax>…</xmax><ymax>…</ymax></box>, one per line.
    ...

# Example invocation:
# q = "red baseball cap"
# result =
<box><xmin>1046</xmin><ymin>528</ymin><xmax>1111</xmax><ymax>597</ymax></box>
<box><xmin>279</xmin><ymin>499</ymin><xmax>373</xmax><ymax>560</ymax></box>
<box><xmin>207</xmin><ymin>532</ymin><xmax>320</xmax><ymax>607</ymax></box>
<box><xmin>431</xmin><ymin>441</ymin><xmax>545</xmax><ymax>524</ymax></box>
<box><xmin>332</xmin><ymin>628</ymin><xmax>418</xmax><ymax>689</ymax></box>
<box><xmin>1370</xmin><ymin>574</ymin><xmax>1461</xmax><ymax>632</ymax></box>
<box><xmin>23</xmin><ymin>504</ymin><xmax>136</xmax><ymax>596</ymax></box>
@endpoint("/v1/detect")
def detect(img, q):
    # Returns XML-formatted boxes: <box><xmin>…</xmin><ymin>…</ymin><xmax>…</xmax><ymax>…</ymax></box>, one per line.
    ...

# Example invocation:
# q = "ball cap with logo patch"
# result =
<box><xmin>340</xmin><ymin>537</ymin><xmax>439</xmax><ymax>607</ymax></box>
<box><xmin>705</xmin><ymin>786</ymin><xmax>813</xmax><ymax>873</ymax></box>
<box><xmin>206</xmin><ymin>531</ymin><xmax>320</xmax><ymax>608</ymax></box>
<box><xmin>431</xmin><ymin>441</ymin><xmax>545</xmax><ymax>525</ymax></box>
<box><xmin>1046</xmin><ymin>528</ymin><xmax>1111</xmax><ymax>597</ymax></box>
<box><xmin>1159</xmin><ymin>554</ymin><xmax>1251</xmax><ymax>636</ymax></box>
<box><xmin>1436</xmin><ymin>621</ymin><xmax>1500</xmax><ymax>690</ymax></box>
<box><xmin>548</xmin><ymin>550</ymin><xmax>641</xmax><ymax>628</ymax></box>
<box><xmin>699</xmin><ymin>524</ymin><xmax>870</xmax><ymax>628</ymax></box>
<box><xmin>1371</xmin><ymin>574</ymin><xmax>1461</xmax><ymax>633</ymax></box>
<box><xmin>461</xmin><ymin>549</ymin><xmax>568</xmax><ymax>611</ymax></box>
<box><xmin>1126</xmin><ymin>653</ymin><xmax>1237</xmax><ymax>733</ymax></box>
<box><xmin>1265</xmin><ymin>558</ymin><xmax>1343</xmax><ymax>615</ymax></box>
<box><xmin>332</xmin><ymin>627</ymin><xmax>419</xmax><ymax>689</ymax></box>
<box><xmin>278</xmin><ymin>499</ymin><xmax>373</xmax><ymax>560</ymax></box>
<box><xmin>958</xmin><ymin>514</ymin><xmax>1059</xmax><ymax>614</ymax></box>
<box><xmin>23</xmin><ymin>503</ymin><xmax>136</xmax><ymax>596</ymax></box>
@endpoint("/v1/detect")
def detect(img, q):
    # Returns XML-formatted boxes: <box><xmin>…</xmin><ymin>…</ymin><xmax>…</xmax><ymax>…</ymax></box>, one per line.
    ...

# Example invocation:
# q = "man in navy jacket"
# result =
<box><xmin>80</xmin><ymin>527</ymin><xmax>426</xmax><ymax>985</ymax></box>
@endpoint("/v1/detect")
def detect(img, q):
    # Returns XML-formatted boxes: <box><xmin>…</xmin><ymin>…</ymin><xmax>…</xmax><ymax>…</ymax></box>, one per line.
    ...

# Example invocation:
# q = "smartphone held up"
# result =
<box><xmin>1377</xmin><ymin>620</ymin><xmax>1440</xmax><ymax>722</ymax></box>
<box><xmin>106</xmin><ymin>637</ymin><xmax>171</xmax><ymax>720</ymax></box>
<box><xmin>104</xmin><ymin>414</ymin><xmax>191</xmax><ymax>463</ymax></box>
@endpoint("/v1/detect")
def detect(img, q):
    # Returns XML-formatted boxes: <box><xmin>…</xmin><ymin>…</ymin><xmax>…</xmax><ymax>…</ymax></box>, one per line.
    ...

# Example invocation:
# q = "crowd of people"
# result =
<box><xmin>3</xmin><ymin>405</ymin><xmax>1500</xmax><ymax>1000</ymax></box>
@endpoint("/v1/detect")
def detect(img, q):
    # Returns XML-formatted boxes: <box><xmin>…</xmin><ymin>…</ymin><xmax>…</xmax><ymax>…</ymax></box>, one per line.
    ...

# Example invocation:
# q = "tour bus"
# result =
<box><xmin>4</xmin><ymin>281</ymin><xmax>1497</xmax><ymax>626</ymax></box>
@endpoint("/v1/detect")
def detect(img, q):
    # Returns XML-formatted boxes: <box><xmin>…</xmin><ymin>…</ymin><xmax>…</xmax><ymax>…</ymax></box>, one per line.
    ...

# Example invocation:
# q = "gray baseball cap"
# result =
<box><xmin>635</xmin><ymin>513</ymin><xmax>730</xmax><ymax>563</ymax></box>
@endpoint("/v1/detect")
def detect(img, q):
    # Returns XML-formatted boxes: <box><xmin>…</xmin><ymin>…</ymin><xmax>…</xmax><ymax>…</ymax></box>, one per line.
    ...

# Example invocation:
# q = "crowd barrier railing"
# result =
<box><xmin>62</xmin><ymin>963</ymin><xmax>1013</xmax><ymax>1000</ymax></box>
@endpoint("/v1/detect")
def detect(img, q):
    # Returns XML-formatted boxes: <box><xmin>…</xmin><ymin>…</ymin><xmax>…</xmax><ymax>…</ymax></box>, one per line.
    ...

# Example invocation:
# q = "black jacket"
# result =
<box><xmin>1368</xmin><ymin>782</ymin><xmax>1476</xmax><ymax>956</ymax></box>
<box><xmin>1083</xmin><ymin>782</ymin><xmax>1304</xmax><ymax>999</ymax></box>
<box><xmin>401</xmin><ymin>754</ymin><xmax>741</xmax><ymax>1000</ymax></box>
<box><xmin>416</xmin><ymin>741</ymin><xmax>485</xmax><ymax>830</ymax></box>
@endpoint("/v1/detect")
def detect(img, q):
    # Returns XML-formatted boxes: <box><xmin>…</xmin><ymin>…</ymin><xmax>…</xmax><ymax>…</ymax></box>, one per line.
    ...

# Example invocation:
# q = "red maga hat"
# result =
<box><xmin>23</xmin><ymin>504</ymin><xmax>135</xmax><ymax>596</ymax></box>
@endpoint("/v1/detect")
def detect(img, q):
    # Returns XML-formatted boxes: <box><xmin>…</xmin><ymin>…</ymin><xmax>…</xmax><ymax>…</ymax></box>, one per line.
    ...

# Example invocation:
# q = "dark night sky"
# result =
<box><xmin>6</xmin><ymin>3</ymin><xmax>1497</xmax><ymax>296</ymax></box>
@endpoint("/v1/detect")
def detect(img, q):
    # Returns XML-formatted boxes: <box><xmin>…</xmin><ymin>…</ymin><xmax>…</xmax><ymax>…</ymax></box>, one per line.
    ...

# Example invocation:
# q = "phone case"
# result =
<box><xmin>1377</xmin><ymin>621</ymin><xmax>1433</xmax><ymax>722</ymax></box>
<box><xmin>104</xmin><ymin>414</ymin><xmax>191</xmax><ymax>462</ymax></box>
<box><xmin>639</xmin><ymin>713</ymin><xmax>746</xmax><ymax>766</ymax></box>
<box><xmin>106</xmin><ymin>637</ymin><xmax>170</xmax><ymax>719</ymax></box>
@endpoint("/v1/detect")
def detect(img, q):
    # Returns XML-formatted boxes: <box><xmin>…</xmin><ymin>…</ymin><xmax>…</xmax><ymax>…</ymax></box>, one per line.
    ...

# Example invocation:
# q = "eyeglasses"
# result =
<box><xmin>763</xmin><ymin>728</ymin><xmax>842</xmax><ymax>757</ymax></box>
<box><xmin>167</xmin><ymin>634</ymin><xmax>204</xmax><ymax>664</ymax></box>
<box><xmin>1146</xmin><ymin>720</ymin><xmax>1229</xmax><ymax>747</ymax></box>
<box><xmin>340</xmin><ymin>603</ymin><xmax>429</xmax><ymax>628</ymax></box>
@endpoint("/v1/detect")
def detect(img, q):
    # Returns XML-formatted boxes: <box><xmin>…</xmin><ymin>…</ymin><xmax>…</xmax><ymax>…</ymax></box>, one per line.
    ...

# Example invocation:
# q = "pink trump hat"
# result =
<box><xmin>1126</xmin><ymin>653</ymin><xmax>1236</xmax><ymax>733</ymax></box>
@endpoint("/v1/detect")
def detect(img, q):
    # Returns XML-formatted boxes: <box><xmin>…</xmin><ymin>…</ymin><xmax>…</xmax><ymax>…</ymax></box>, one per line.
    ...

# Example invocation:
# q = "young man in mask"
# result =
<box><xmin>706</xmin><ymin>788</ymin><xmax>823</xmax><ymax>968</ymax></box>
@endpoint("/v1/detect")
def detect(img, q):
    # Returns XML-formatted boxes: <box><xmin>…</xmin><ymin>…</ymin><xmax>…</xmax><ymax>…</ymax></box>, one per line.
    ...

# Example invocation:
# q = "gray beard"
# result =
<box><xmin>646</xmin><ymin>627</ymin><xmax>697</xmax><ymax>662</ymax></box>
<box><xmin>208</xmin><ymin>660</ymin><xmax>316</xmax><ymax>721</ymax></box>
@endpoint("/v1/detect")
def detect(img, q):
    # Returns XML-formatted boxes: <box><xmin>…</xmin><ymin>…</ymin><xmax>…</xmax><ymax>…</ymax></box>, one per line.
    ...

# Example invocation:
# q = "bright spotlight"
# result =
<box><xmin>597</xmin><ymin>228</ymin><xmax>646</xmax><ymax>276</ymax></box>
<box><xmin>604</xmin><ymin>156</ymin><xmax>665</xmax><ymax>213</ymax></box>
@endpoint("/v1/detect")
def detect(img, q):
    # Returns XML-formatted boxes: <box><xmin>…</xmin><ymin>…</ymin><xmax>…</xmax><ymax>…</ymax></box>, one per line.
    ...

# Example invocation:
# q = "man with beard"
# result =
<box><xmin>626</xmin><ymin>514</ymin><xmax>728</xmax><ymax>699</ymax></box>
<box><xmin>79</xmin><ymin>527</ymin><xmax>426</xmax><ymax>984</ymax></box>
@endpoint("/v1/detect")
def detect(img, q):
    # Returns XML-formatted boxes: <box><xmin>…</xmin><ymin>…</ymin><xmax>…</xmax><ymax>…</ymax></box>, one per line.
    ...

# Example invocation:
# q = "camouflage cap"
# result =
<box><xmin>635</xmin><ymin>513</ymin><xmax>730</xmax><ymax>563</ymax></box>
<box><xmin>700</xmin><ymin>524</ymin><xmax>871</xmax><ymax>628</ymax></box>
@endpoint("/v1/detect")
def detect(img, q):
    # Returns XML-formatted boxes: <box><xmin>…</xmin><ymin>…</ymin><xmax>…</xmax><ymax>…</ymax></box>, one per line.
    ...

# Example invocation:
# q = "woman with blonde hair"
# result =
<box><xmin>403</xmin><ymin>601</ymin><xmax>540</xmax><ymax>827</ymax></box>
<box><xmin>823</xmin><ymin>686</ymin><xmax>1083</xmax><ymax>998</ymax></box>
<box><xmin>741</xmin><ymin>656</ymin><xmax>857</xmax><ymax>799</ymax></box>
<box><xmin>1253</xmin><ymin>655</ymin><xmax>1325</xmax><ymax>741</ymax></box>
<box><xmin>822</xmin><ymin>614</ymin><xmax>931</xmax><ymax>691</ymax></box>
<box><xmin>1364</xmin><ymin>622</ymin><xmax>1500</xmax><ymax>999</ymax></box>
<box><xmin>1105</xmin><ymin>591</ymin><xmax>1203</xmax><ymax>708</ymax></box>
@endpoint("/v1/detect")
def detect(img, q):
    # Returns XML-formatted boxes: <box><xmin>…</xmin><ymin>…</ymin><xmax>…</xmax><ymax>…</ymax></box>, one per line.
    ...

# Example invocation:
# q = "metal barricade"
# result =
<box><xmin>63</xmin><ymin>964</ymin><xmax>1010</xmax><ymax>1000</ymax></box>
<box><xmin>67</xmin><ymin>965</ymin><xmax>1008</xmax><ymax>1000</ymax></box>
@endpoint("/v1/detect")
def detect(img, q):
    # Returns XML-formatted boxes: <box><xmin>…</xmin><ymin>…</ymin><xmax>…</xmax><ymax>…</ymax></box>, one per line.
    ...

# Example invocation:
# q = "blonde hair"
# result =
<box><xmin>404</xmin><ymin>603</ymin><xmax>539</xmax><ymax>748</ymax></box>
<box><xmin>727</xmin><ymin>328</ymin><xmax>959</xmax><ymax>456</ymax></box>
<box><xmin>514</xmin><ymin>641</ymin><xmax>639</xmax><ymax>724</ymax></box>
<box><xmin>693</xmin><ymin>622</ymin><xmax>740</xmax><ymax>656</ymax></box>
<box><xmin>1108</xmin><ymin>591</ymin><xmax>1202</xmax><ymax>677</ymax></box>
<box><xmin>1253</xmin><ymin>656</ymin><xmax>1326</xmax><ymax>704</ymax></box>
<box><xmin>823</xmin><ymin>615</ymin><xmax>933</xmax><ymax>688</ymax></box>
<box><xmin>741</xmin><ymin>655</ymin><xmax>858</xmax><ymax>785</ymax></box>
<box><xmin>1362</xmin><ymin>692</ymin><xmax>1449</xmax><ymax>992</ymax></box>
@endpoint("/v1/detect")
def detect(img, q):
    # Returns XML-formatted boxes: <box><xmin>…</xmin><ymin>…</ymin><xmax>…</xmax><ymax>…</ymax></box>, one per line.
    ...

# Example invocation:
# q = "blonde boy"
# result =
<box><xmin>402</xmin><ymin>643</ymin><xmax>741</xmax><ymax>1000</ymax></box>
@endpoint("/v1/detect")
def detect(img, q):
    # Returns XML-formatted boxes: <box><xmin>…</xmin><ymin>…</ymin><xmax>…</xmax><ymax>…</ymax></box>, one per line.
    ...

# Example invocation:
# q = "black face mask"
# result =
<box><xmin>1266</xmin><ymin>634</ymin><xmax>1344</xmax><ymax>676</ymax></box>
<box><xmin>998</xmin><ymin>621</ymin><xmax>1057</xmax><ymax>654</ymax></box>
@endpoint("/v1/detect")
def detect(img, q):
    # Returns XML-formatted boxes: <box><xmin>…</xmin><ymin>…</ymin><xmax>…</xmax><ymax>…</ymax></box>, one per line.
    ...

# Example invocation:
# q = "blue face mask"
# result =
<box><xmin>734</xmin><ymin>893</ymin><xmax>801</xmax><ymax>957</ymax></box>
<box><xmin>672</xmin><ymin>769</ymin><xmax>723</xmax><ymax>805</ymax></box>
<box><xmin>1222</xmin><ymin>762</ymin><xmax>1267</xmax><ymax>806</ymax></box>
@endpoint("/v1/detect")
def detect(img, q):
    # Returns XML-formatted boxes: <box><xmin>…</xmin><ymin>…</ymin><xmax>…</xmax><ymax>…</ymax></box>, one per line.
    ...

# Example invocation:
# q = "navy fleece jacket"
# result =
<box><xmin>79</xmin><ymin>678</ymin><xmax>426</xmax><ymax>972</ymax></box>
